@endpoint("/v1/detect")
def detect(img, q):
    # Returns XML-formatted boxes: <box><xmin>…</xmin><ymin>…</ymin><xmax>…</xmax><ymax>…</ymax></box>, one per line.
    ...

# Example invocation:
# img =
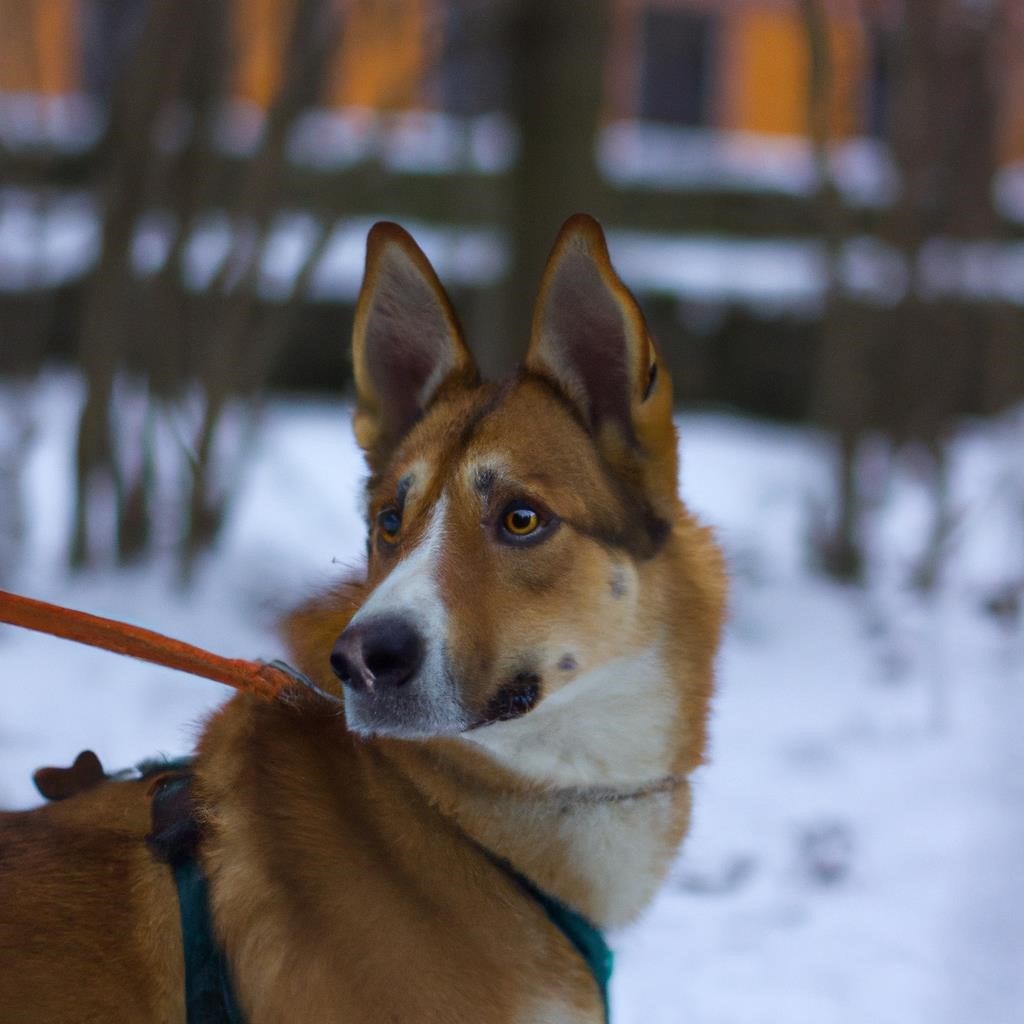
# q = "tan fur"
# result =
<box><xmin>0</xmin><ymin>777</ymin><xmax>184</xmax><ymax>1022</ymax></box>
<box><xmin>0</xmin><ymin>215</ymin><xmax>726</xmax><ymax>1023</ymax></box>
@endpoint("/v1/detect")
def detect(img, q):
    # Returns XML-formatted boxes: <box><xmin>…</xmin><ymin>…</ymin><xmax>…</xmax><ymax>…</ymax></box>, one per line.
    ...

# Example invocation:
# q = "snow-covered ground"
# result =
<box><xmin>1</xmin><ymin>375</ymin><xmax>1022</xmax><ymax>1023</ymax></box>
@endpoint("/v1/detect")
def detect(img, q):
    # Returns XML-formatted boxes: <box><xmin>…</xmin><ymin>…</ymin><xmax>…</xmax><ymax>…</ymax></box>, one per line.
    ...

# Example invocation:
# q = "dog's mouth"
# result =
<box><xmin>343</xmin><ymin>666</ymin><xmax>543</xmax><ymax>739</ymax></box>
<box><xmin>469</xmin><ymin>672</ymin><xmax>542</xmax><ymax>729</ymax></box>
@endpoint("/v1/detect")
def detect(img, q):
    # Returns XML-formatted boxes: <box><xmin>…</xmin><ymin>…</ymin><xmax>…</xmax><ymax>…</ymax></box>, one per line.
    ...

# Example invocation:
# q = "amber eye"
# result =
<box><xmin>503</xmin><ymin>506</ymin><xmax>540</xmax><ymax>537</ymax></box>
<box><xmin>377</xmin><ymin>507</ymin><xmax>402</xmax><ymax>544</ymax></box>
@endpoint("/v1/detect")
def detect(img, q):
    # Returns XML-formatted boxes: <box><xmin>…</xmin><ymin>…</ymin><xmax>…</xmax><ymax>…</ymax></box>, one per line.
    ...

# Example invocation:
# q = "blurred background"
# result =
<box><xmin>1</xmin><ymin>0</ymin><xmax>1023</xmax><ymax>583</ymax></box>
<box><xmin>0</xmin><ymin>2</ymin><xmax>1022</xmax><ymax>1021</ymax></box>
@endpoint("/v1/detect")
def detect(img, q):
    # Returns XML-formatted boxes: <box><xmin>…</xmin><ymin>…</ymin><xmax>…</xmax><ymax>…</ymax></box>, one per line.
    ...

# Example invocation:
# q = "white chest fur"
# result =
<box><xmin>455</xmin><ymin>649</ymin><xmax>689</xmax><ymax>927</ymax></box>
<box><xmin>464</xmin><ymin>646</ymin><xmax>676</xmax><ymax>789</ymax></box>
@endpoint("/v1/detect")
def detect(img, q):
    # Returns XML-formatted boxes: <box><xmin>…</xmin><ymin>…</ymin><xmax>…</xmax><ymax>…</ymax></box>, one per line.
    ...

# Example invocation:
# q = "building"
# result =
<box><xmin>2</xmin><ymin>0</ymin><xmax>1021</xmax><ymax>160</ymax></box>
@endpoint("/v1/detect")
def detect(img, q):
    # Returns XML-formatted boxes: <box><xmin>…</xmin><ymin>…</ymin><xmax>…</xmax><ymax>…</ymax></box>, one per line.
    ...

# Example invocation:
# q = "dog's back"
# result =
<box><xmin>1</xmin><ymin>707</ymin><xmax>605</xmax><ymax>1024</ymax></box>
<box><xmin>0</xmin><ymin>777</ymin><xmax>184</xmax><ymax>1022</ymax></box>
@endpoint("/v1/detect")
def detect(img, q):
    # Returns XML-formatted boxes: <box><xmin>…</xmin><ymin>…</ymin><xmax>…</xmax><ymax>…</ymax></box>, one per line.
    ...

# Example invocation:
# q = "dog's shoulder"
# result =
<box><xmin>188</xmin><ymin>695</ymin><xmax>605</xmax><ymax>1023</ymax></box>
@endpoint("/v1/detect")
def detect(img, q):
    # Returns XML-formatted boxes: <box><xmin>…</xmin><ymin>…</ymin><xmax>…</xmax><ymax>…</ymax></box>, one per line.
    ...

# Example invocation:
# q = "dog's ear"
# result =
<box><xmin>352</xmin><ymin>223</ymin><xmax>478</xmax><ymax>469</ymax></box>
<box><xmin>526</xmin><ymin>214</ymin><xmax>677</xmax><ymax>503</ymax></box>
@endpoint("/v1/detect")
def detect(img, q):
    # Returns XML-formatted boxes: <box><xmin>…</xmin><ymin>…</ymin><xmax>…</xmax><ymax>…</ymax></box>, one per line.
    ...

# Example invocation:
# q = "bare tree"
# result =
<box><xmin>71</xmin><ymin>0</ymin><xmax>207</xmax><ymax>567</ymax></box>
<box><xmin>809</xmin><ymin>0</ymin><xmax>1019</xmax><ymax>589</ymax></box>
<box><xmin>179</xmin><ymin>0</ymin><xmax>343</xmax><ymax>581</ymax></box>
<box><xmin>499</xmin><ymin>0</ymin><xmax>611</xmax><ymax>371</ymax></box>
<box><xmin>69</xmin><ymin>0</ymin><xmax>344</xmax><ymax>579</ymax></box>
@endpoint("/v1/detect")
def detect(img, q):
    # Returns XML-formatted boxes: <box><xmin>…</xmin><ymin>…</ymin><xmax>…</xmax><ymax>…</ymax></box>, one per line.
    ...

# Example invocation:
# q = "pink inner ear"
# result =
<box><xmin>540</xmin><ymin>248</ymin><xmax>634</xmax><ymax>431</ymax></box>
<box><xmin>363</xmin><ymin>257</ymin><xmax>458</xmax><ymax>440</ymax></box>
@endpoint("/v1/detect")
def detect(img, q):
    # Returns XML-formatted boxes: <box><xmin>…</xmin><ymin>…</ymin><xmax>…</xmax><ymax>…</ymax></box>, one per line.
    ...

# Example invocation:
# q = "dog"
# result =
<box><xmin>0</xmin><ymin>214</ymin><xmax>726</xmax><ymax>1023</ymax></box>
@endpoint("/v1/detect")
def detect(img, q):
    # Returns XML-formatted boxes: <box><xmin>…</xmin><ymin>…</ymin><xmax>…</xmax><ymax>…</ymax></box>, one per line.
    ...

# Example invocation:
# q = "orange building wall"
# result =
<box><xmin>825</xmin><ymin>15</ymin><xmax>866</xmax><ymax>137</ymax></box>
<box><xmin>233</xmin><ymin>0</ymin><xmax>294</xmax><ymax>107</ymax></box>
<box><xmin>1</xmin><ymin>0</ymin><xmax>1022</xmax><ymax>167</ymax></box>
<box><xmin>36</xmin><ymin>0</ymin><xmax>77</xmax><ymax>94</ymax></box>
<box><xmin>330</xmin><ymin>0</ymin><xmax>429</xmax><ymax>109</ymax></box>
<box><xmin>233</xmin><ymin>0</ymin><xmax>430</xmax><ymax>111</ymax></box>
<box><xmin>719</xmin><ymin>5</ymin><xmax>864</xmax><ymax>138</ymax></box>
<box><xmin>1002</xmin><ymin>48</ymin><xmax>1024</xmax><ymax>162</ymax></box>
<box><xmin>0</xmin><ymin>0</ymin><xmax>433</xmax><ymax>113</ymax></box>
<box><xmin>0</xmin><ymin>0</ymin><xmax>77</xmax><ymax>94</ymax></box>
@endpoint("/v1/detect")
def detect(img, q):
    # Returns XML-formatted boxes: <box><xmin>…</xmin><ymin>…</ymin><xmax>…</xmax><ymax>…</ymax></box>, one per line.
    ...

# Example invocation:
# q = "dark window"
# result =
<box><xmin>866</xmin><ymin>29</ymin><xmax>892</xmax><ymax>137</ymax></box>
<box><xmin>438</xmin><ymin>3</ymin><xmax>507</xmax><ymax>116</ymax></box>
<box><xmin>639</xmin><ymin>9</ymin><xmax>715</xmax><ymax>126</ymax></box>
<box><xmin>80</xmin><ymin>0</ymin><xmax>149</xmax><ymax>100</ymax></box>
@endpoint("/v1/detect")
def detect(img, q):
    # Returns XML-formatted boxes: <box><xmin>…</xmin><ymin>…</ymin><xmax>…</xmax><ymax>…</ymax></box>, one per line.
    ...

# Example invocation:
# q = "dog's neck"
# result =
<box><xmin>381</xmin><ymin>650</ymin><xmax>693</xmax><ymax>929</ymax></box>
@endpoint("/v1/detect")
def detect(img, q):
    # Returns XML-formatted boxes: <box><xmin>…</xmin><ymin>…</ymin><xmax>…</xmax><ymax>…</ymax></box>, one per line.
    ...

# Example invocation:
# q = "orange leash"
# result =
<box><xmin>0</xmin><ymin>588</ymin><xmax>333</xmax><ymax>702</ymax></box>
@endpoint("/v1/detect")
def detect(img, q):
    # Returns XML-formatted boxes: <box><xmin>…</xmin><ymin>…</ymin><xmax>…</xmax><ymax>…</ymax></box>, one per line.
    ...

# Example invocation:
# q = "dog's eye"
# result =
<box><xmin>502</xmin><ymin>506</ymin><xmax>540</xmax><ymax>538</ymax></box>
<box><xmin>377</xmin><ymin>507</ymin><xmax>402</xmax><ymax>544</ymax></box>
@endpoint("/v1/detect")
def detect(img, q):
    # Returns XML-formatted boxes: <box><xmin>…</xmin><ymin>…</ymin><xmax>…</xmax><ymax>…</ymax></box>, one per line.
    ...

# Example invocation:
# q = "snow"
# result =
<box><xmin>1</xmin><ymin>375</ymin><xmax>1022</xmax><ymax>1023</ymax></box>
<box><xmin>610</xmin><ymin>233</ymin><xmax>825</xmax><ymax>315</ymax></box>
<box><xmin>5</xmin><ymin>189</ymin><xmax>1024</xmax><ymax>312</ymax></box>
<box><xmin>600</xmin><ymin>123</ymin><xmax>900</xmax><ymax>208</ymax></box>
<box><xmin>1</xmin><ymin>92</ymin><xmax>1018</xmax><ymax>226</ymax></box>
<box><xmin>2</xmin><ymin>100</ymin><xmax>1023</xmax><ymax>310</ymax></box>
<box><xmin>0</xmin><ymin>188</ymin><xmax>98</xmax><ymax>291</ymax></box>
<box><xmin>994</xmin><ymin>162</ymin><xmax>1024</xmax><ymax>224</ymax></box>
<box><xmin>231</xmin><ymin>103</ymin><xmax>518</xmax><ymax>174</ymax></box>
<box><xmin>0</xmin><ymin>93</ymin><xmax>105</xmax><ymax>154</ymax></box>
<box><xmin>0</xmin><ymin>93</ymin><xmax>518</xmax><ymax>175</ymax></box>
<box><xmin>309</xmin><ymin>217</ymin><xmax>507</xmax><ymax>300</ymax></box>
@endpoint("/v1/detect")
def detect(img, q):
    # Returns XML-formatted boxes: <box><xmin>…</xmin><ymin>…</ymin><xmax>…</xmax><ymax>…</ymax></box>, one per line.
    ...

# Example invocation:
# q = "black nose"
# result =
<box><xmin>329</xmin><ymin>616</ymin><xmax>424</xmax><ymax>693</ymax></box>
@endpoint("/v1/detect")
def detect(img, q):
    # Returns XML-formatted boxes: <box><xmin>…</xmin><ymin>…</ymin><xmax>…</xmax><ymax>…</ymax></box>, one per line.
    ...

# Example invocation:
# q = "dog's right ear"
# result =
<box><xmin>352</xmin><ymin>223</ymin><xmax>478</xmax><ymax>470</ymax></box>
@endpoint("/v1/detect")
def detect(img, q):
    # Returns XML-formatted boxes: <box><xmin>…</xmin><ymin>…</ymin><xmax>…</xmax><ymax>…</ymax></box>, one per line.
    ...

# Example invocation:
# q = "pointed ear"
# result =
<box><xmin>352</xmin><ymin>223</ymin><xmax>478</xmax><ymax>469</ymax></box>
<box><xmin>526</xmin><ymin>215</ymin><xmax>677</xmax><ymax>499</ymax></box>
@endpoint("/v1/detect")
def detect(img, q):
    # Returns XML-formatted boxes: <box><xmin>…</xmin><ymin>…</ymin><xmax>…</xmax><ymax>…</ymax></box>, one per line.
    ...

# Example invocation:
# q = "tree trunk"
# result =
<box><xmin>496</xmin><ymin>0</ymin><xmax>611</xmax><ymax>374</ymax></box>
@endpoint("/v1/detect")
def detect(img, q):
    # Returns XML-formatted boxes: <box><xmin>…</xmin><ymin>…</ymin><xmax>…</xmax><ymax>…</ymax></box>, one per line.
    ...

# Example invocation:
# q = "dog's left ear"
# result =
<box><xmin>526</xmin><ymin>214</ymin><xmax>677</xmax><ymax>505</ymax></box>
<box><xmin>352</xmin><ymin>223</ymin><xmax>479</xmax><ymax>470</ymax></box>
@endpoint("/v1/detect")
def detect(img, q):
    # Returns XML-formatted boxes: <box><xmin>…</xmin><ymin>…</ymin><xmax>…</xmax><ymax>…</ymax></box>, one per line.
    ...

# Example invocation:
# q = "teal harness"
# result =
<box><xmin>146</xmin><ymin>764</ymin><xmax>613</xmax><ymax>1023</ymax></box>
<box><xmin>495</xmin><ymin>856</ymin><xmax>614</xmax><ymax>1022</ymax></box>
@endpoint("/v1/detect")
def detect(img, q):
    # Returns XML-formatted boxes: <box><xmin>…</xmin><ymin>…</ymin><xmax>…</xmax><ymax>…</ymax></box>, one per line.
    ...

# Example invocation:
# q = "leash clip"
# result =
<box><xmin>260</xmin><ymin>659</ymin><xmax>345</xmax><ymax>706</ymax></box>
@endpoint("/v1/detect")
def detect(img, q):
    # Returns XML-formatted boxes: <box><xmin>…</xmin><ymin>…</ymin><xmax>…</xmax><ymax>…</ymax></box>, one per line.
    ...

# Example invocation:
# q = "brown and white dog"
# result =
<box><xmin>0</xmin><ymin>215</ymin><xmax>726</xmax><ymax>1023</ymax></box>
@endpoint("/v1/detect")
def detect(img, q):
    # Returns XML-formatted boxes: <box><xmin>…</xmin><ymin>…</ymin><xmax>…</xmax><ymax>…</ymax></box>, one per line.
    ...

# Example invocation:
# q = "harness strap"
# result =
<box><xmin>146</xmin><ymin>767</ymin><xmax>242</xmax><ymax>1024</ymax></box>
<box><xmin>496</xmin><ymin>858</ymin><xmax>613</xmax><ymax>1022</ymax></box>
<box><xmin>173</xmin><ymin>855</ymin><xmax>245</xmax><ymax>1024</ymax></box>
<box><xmin>146</xmin><ymin>764</ymin><xmax>612</xmax><ymax>1024</ymax></box>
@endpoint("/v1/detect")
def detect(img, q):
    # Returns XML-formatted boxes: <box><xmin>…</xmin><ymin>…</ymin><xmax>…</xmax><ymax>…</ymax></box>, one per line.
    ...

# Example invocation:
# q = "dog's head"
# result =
<box><xmin>328</xmin><ymin>215</ymin><xmax>721</xmax><ymax>771</ymax></box>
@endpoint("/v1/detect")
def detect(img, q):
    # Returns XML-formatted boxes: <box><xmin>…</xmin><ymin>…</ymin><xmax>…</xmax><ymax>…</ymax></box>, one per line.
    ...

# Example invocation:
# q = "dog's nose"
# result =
<box><xmin>330</xmin><ymin>616</ymin><xmax>424</xmax><ymax>693</ymax></box>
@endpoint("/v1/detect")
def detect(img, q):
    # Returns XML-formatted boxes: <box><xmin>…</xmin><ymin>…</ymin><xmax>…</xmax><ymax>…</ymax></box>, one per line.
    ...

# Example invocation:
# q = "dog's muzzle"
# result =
<box><xmin>330</xmin><ymin>615</ymin><xmax>469</xmax><ymax>737</ymax></box>
<box><xmin>330</xmin><ymin>615</ymin><xmax>424</xmax><ymax>694</ymax></box>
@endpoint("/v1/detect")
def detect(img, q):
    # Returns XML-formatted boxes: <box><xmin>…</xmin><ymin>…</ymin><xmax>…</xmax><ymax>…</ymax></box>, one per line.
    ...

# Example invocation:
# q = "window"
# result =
<box><xmin>865</xmin><ymin>28</ymin><xmax>892</xmax><ymax>138</ymax></box>
<box><xmin>438</xmin><ymin>3</ymin><xmax>506</xmax><ymax>116</ymax></box>
<box><xmin>80</xmin><ymin>0</ymin><xmax>148</xmax><ymax>100</ymax></box>
<box><xmin>639</xmin><ymin>9</ymin><xmax>716</xmax><ymax>127</ymax></box>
